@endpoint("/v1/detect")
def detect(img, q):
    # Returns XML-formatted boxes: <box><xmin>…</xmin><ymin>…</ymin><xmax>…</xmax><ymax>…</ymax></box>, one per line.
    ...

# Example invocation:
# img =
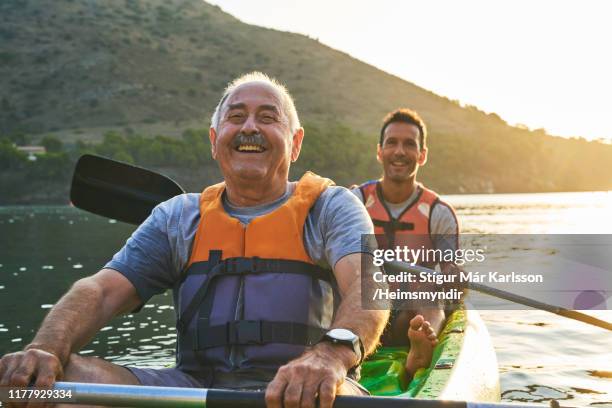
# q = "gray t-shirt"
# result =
<box><xmin>106</xmin><ymin>183</ymin><xmax>374</xmax><ymax>304</ymax></box>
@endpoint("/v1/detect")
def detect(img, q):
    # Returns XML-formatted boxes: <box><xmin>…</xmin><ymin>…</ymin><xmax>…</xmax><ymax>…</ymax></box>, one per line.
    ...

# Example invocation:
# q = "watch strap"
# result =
<box><xmin>320</xmin><ymin>330</ymin><xmax>364</xmax><ymax>367</ymax></box>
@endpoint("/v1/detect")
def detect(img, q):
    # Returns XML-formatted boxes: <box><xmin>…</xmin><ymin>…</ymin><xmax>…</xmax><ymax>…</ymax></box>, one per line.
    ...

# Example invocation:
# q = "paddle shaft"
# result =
<box><xmin>386</xmin><ymin>262</ymin><xmax>612</xmax><ymax>331</ymax></box>
<box><xmin>470</xmin><ymin>282</ymin><xmax>612</xmax><ymax>331</ymax></box>
<box><xmin>49</xmin><ymin>382</ymin><xmax>579</xmax><ymax>408</ymax></box>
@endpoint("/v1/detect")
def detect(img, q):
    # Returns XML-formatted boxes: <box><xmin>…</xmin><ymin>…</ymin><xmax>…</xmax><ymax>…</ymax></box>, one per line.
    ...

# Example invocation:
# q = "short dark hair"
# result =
<box><xmin>379</xmin><ymin>108</ymin><xmax>427</xmax><ymax>149</ymax></box>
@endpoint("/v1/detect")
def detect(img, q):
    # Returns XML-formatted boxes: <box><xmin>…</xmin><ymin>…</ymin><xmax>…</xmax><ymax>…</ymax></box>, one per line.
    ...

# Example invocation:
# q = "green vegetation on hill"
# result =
<box><xmin>1</xmin><ymin>0</ymin><xmax>611</xmax><ymax>202</ymax></box>
<box><xmin>0</xmin><ymin>124</ymin><xmax>378</xmax><ymax>204</ymax></box>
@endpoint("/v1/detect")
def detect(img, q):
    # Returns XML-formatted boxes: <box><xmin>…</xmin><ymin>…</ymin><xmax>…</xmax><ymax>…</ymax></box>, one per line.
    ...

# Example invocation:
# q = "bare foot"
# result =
<box><xmin>405</xmin><ymin>315</ymin><xmax>438</xmax><ymax>378</ymax></box>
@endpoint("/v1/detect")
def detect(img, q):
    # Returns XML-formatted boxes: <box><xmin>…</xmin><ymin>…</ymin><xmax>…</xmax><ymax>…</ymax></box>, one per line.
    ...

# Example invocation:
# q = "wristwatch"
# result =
<box><xmin>319</xmin><ymin>328</ymin><xmax>364</xmax><ymax>366</ymax></box>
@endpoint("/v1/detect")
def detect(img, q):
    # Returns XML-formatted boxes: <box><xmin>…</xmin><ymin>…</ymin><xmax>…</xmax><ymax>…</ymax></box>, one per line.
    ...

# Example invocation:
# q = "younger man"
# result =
<box><xmin>353</xmin><ymin>108</ymin><xmax>459</xmax><ymax>377</ymax></box>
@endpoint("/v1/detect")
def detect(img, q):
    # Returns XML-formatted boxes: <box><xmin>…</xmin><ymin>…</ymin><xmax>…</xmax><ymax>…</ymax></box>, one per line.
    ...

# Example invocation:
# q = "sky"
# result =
<box><xmin>206</xmin><ymin>0</ymin><xmax>612</xmax><ymax>142</ymax></box>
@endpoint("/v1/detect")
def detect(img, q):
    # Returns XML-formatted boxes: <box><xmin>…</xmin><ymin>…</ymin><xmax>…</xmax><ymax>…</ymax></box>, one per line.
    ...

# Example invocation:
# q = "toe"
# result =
<box><xmin>409</xmin><ymin>315</ymin><xmax>425</xmax><ymax>330</ymax></box>
<box><xmin>422</xmin><ymin>320</ymin><xmax>431</xmax><ymax>332</ymax></box>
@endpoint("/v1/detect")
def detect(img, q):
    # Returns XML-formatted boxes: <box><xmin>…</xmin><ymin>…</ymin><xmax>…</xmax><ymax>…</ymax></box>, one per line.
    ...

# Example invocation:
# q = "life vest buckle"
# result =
<box><xmin>251</xmin><ymin>256</ymin><xmax>260</xmax><ymax>273</ymax></box>
<box><xmin>229</xmin><ymin>320</ymin><xmax>263</xmax><ymax>345</ymax></box>
<box><xmin>226</xmin><ymin>258</ymin><xmax>237</xmax><ymax>274</ymax></box>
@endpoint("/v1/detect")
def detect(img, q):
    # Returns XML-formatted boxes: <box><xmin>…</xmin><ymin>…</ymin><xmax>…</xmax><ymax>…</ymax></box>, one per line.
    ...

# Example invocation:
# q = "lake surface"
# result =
<box><xmin>1</xmin><ymin>191</ymin><xmax>611</xmax><ymax>406</ymax></box>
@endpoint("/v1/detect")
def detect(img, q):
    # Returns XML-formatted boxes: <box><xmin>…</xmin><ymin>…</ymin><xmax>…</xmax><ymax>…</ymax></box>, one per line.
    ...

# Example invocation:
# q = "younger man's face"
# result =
<box><xmin>377</xmin><ymin>122</ymin><xmax>427</xmax><ymax>182</ymax></box>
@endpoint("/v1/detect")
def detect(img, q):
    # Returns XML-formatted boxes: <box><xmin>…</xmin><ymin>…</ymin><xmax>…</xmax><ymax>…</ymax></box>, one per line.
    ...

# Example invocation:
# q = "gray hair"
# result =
<box><xmin>210</xmin><ymin>72</ymin><xmax>301</xmax><ymax>134</ymax></box>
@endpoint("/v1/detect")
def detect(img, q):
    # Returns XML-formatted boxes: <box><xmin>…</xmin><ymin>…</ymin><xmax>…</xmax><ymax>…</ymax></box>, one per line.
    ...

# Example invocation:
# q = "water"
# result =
<box><xmin>1</xmin><ymin>192</ymin><xmax>611</xmax><ymax>406</ymax></box>
<box><xmin>445</xmin><ymin>191</ymin><xmax>612</xmax><ymax>407</ymax></box>
<box><xmin>0</xmin><ymin>207</ymin><xmax>176</xmax><ymax>367</ymax></box>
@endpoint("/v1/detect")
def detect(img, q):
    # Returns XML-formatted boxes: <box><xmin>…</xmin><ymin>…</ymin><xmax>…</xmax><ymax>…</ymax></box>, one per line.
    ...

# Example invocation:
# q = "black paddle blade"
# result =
<box><xmin>70</xmin><ymin>154</ymin><xmax>185</xmax><ymax>225</ymax></box>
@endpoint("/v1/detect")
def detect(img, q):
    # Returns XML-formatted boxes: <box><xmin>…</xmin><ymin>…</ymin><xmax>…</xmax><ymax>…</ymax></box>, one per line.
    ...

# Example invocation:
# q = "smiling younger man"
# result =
<box><xmin>352</xmin><ymin>108</ymin><xmax>459</xmax><ymax>378</ymax></box>
<box><xmin>0</xmin><ymin>73</ymin><xmax>387</xmax><ymax>408</ymax></box>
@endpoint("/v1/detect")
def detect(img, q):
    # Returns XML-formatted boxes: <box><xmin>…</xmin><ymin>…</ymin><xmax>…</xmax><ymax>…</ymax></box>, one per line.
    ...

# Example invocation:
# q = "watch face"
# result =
<box><xmin>327</xmin><ymin>328</ymin><xmax>356</xmax><ymax>341</ymax></box>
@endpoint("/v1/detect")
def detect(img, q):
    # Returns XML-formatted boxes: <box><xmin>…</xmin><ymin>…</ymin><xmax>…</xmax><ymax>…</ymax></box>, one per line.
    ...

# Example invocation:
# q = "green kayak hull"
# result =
<box><xmin>360</xmin><ymin>308</ymin><xmax>500</xmax><ymax>401</ymax></box>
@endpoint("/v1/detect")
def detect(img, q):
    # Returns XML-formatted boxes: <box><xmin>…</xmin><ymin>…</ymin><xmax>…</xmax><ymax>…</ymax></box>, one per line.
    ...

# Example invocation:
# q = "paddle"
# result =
<box><xmin>70</xmin><ymin>154</ymin><xmax>185</xmax><ymax>225</ymax></box>
<box><xmin>42</xmin><ymin>382</ymin><xmax>581</xmax><ymax>408</ymax></box>
<box><xmin>385</xmin><ymin>262</ymin><xmax>612</xmax><ymax>331</ymax></box>
<box><xmin>68</xmin><ymin>155</ymin><xmax>612</xmax><ymax>331</ymax></box>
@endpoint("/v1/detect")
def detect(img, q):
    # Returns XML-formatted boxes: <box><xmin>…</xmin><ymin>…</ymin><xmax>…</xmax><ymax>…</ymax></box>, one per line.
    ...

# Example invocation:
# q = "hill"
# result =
<box><xmin>1</xmin><ymin>0</ymin><xmax>611</xmax><ymax>203</ymax></box>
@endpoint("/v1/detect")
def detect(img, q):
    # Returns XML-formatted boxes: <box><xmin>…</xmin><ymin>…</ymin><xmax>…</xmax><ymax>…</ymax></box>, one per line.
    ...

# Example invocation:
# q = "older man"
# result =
<box><xmin>0</xmin><ymin>72</ymin><xmax>388</xmax><ymax>408</ymax></box>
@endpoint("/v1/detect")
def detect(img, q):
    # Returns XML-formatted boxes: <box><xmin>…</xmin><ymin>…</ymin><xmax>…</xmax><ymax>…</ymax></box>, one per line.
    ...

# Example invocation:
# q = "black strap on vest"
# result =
<box><xmin>186</xmin><ymin>257</ymin><xmax>333</xmax><ymax>282</ymax></box>
<box><xmin>177</xmin><ymin>253</ymin><xmax>334</xmax><ymax>334</ymax></box>
<box><xmin>370</xmin><ymin>182</ymin><xmax>417</xmax><ymax>248</ymax></box>
<box><xmin>189</xmin><ymin>320</ymin><xmax>327</xmax><ymax>349</ymax></box>
<box><xmin>176</xmin><ymin>250</ymin><xmax>222</xmax><ymax>333</ymax></box>
<box><xmin>372</xmin><ymin>218</ymin><xmax>415</xmax><ymax>249</ymax></box>
<box><xmin>372</xmin><ymin>218</ymin><xmax>415</xmax><ymax>231</ymax></box>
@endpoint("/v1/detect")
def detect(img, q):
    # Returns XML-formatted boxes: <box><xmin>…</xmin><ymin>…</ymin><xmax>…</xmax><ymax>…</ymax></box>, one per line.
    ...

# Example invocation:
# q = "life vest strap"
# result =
<box><xmin>177</xmin><ymin>250</ymin><xmax>222</xmax><ymax>333</ymax></box>
<box><xmin>372</xmin><ymin>218</ymin><xmax>415</xmax><ymax>248</ymax></box>
<box><xmin>192</xmin><ymin>320</ymin><xmax>327</xmax><ymax>349</ymax></box>
<box><xmin>372</xmin><ymin>218</ymin><xmax>415</xmax><ymax>231</ymax></box>
<box><xmin>186</xmin><ymin>257</ymin><xmax>333</xmax><ymax>282</ymax></box>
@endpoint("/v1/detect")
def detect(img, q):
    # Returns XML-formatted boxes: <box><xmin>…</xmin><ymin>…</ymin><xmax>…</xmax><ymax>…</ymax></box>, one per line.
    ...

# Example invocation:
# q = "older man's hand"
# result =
<box><xmin>265</xmin><ymin>342</ymin><xmax>357</xmax><ymax>408</ymax></box>
<box><xmin>0</xmin><ymin>348</ymin><xmax>64</xmax><ymax>408</ymax></box>
<box><xmin>0</xmin><ymin>348</ymin><xmax>64</xmax><ymax>388</ymax></box>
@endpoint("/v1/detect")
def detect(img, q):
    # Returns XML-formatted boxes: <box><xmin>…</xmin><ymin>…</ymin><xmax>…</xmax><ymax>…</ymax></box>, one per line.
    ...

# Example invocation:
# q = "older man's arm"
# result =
<box><xmin>323</xmin><ymin>252</ymin><xmax>388</xmax><ymax>358</ymax></box>
<box><xmin>0</xmin><ymin>269</ymin><xmax>141</xmax><ymax>388</ymax></box>
<box><xmin>266</xmin><ymin>252</ymin><xmax>388</xmax><ymax>408</ymax></box>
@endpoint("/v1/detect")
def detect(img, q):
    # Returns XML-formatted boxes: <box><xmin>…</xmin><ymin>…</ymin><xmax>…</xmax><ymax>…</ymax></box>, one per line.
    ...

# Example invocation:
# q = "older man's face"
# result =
<box><xmin>210</xmin><ymin>82</ymin><xmax>303</xmax><ymax>187</ymax></box>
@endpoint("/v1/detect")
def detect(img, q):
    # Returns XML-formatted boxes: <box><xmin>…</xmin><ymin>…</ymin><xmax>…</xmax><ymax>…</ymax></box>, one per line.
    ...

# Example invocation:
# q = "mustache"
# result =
<box><xmin>231</xmin><ymin>132</ymin><xmax>267</xmax><ymax>149</ymax></box>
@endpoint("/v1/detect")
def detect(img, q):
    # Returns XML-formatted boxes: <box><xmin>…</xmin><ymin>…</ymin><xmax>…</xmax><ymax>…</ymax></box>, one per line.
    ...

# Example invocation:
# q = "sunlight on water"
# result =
<box><xmin>448</xmin><ymin>191</ymin><xmax>612</xmax><ymax>234</ymax></box>
<box><xmin>443</xmin><ymin>191</ymin><xmax>612</xmax><ymax>407</ymax></box>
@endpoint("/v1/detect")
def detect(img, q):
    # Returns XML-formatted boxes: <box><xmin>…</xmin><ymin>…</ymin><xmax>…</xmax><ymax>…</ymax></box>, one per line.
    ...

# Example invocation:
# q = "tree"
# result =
<box><xmin>0</xmin><ymin>137</ymin><xmax>27</xmax><ymax>170</ymax></box>
<box><xmin>7</xmin><ymin>132</ymin><xmax>30</xmax><ymax>146</ymax></box>
<box><xmin>41</xmin><ymin>135</ymin><xmax>63</xmax><ymax>152</ymax></box>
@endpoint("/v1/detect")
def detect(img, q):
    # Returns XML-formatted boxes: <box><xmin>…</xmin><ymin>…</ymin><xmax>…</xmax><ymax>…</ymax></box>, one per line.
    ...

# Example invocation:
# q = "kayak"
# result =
<box><xmin>48</xmin><ymin>309</ymin><xmax>501</xmax><ymax>408</ymax></box>
<box><xmin>360</xmin><ymin>307</ymin><xmax>500</xmax><ymax>401</ymax></box>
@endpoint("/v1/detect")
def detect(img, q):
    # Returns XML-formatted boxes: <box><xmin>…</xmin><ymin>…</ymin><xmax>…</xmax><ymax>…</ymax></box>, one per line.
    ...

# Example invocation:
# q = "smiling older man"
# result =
<box><xmin>0</xmin><ymin>72</ymin><xmax>388</xmax><ymax>408</ymax></box>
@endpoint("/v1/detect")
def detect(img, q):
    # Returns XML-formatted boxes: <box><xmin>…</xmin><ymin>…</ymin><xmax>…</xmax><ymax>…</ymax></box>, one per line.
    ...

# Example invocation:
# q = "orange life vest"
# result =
<box><xmin>188</xmin><ymin>172</ymin><xmax>332</xmax><ymax>266</ymax></box>
<box><xmin>359</xmin><ymin>180</ymin><xmax>441</xmax><ymax>267</ymax></box>
<box><xmin>176</xmin><ymin>172</ymin><xmax>338</xmax><ymax>375</ymax></box>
